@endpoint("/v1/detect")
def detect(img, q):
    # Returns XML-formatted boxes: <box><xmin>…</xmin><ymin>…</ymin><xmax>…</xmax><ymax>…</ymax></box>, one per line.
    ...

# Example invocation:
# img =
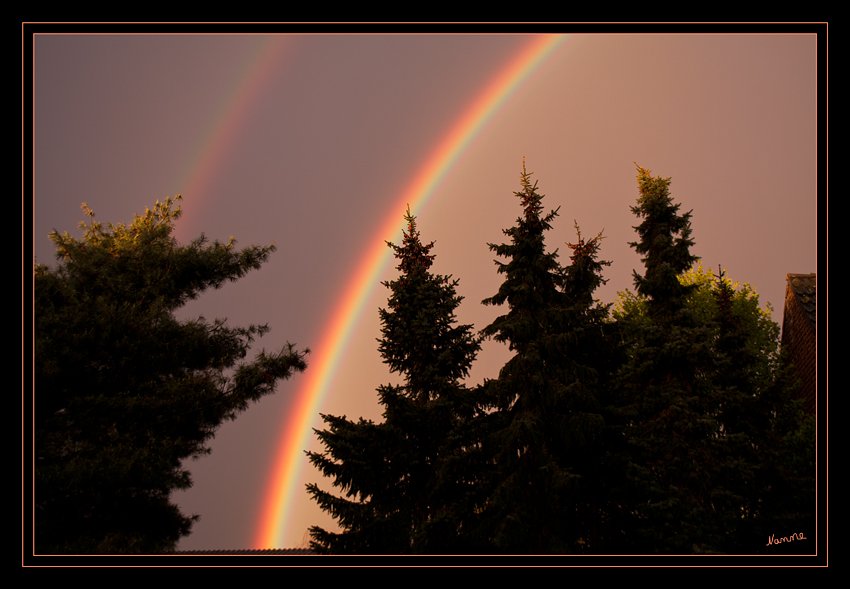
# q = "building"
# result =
<box><xmin>781</xmin><ymin>273</ymin><xmax>817</xmax><ymax>413</ymax></box>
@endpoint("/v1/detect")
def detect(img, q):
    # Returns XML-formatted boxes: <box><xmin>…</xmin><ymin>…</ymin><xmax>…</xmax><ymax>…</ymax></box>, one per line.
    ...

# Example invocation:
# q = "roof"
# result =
<box><xmin>786</xmin><ymin>273</ymin><xmax>817</xmax><ymax>331</ymax></box>
<box><xmin>174</xmin><ymin>548</ymin><xmax>316</xmax><ymax>555</ymax></box>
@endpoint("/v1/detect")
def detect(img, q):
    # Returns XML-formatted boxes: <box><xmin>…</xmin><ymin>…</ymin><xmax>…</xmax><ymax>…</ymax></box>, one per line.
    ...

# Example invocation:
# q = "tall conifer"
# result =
<box><xmin>306</xmin><ymin>206</ymin><xmax>481</xmax><ymax>554</ymax></box>
<box><xmin>610</xmin><ymin>165</ymin><xmax>719</xmax><ymax>552</ymax></box>
<box><xmin>559</xmin><ymin>223</ymin><xmax>619</xmax><ymax>552</ymax></box>
<box><xmin>610</xmin><ymin>165</ymin><xmax>778</xmax><ymax>553</ymax></box>
<box><xmin>470</xmin><ymin>162</ymin><xmax>611</xmax><ymax>554</ymax></box>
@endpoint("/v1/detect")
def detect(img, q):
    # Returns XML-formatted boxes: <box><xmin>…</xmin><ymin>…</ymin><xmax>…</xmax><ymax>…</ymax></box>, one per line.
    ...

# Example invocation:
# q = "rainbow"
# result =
<box><xmin>254</xmin><ymin>34</ymin><xmax>571</xmax><ymax>549</ymax></box>
<box><xmin>173</xmin><ymin>36</ymin><xmax>294</xmax><ymax>243</ymax></box>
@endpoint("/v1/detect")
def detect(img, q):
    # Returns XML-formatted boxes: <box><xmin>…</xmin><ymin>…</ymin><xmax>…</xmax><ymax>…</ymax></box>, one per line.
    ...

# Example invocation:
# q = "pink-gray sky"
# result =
<box><xmin>30</xmin><ymin>26</ymin><xmax>822</xmax><ymax>552</ymax></box>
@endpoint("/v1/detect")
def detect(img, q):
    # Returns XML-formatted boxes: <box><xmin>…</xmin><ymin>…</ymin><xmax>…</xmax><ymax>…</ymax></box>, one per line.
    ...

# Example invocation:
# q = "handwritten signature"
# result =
<box><xmin>766</xmin><ymin>532</ymin><xmax>807</xmax><ymax>546</ymax></box>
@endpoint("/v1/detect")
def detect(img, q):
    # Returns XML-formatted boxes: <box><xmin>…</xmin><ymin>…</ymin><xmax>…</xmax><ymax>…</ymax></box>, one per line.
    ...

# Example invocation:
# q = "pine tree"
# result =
<box><xmin>34</xmin><ymin>196</ymin><xmax>308</xmax><ymax>554</ymax></box>
<box><xmin>306</xmin><ymin>206</ymin><xmax>481</xmax><ymax>554</ymax></box>
<box><xmin>609</xmin><ymin>165</ymin><xmax>727</xmax><ymax>553</ymax></box>
<box><xmin>607</xmin><ymin>165</ymin><xmax>790</xmax><ymax>553</ymax></box>
<box><xmin>468</xmin><ymin>161</ymin><xmax>611</xmax><ymax>554</ymax></box>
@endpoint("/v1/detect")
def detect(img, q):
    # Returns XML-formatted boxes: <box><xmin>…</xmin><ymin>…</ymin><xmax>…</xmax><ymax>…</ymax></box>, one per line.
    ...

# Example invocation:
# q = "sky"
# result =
<box><xmin>31</xmin><ymin>27</ymin><xmax>821</xmax><ymax>552</ymax></box>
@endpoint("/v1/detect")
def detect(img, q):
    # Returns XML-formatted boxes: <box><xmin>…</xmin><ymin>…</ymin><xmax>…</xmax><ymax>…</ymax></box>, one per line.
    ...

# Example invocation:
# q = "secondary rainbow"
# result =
<box><xmin>172</xmin><ymin>36</ymin><xmax>293</xmax><ymax>243</ymax></box>
<box><xmin>255</xmin><ymin>34</ymin><xmax>571</xmax><ymax>549</ymax></box>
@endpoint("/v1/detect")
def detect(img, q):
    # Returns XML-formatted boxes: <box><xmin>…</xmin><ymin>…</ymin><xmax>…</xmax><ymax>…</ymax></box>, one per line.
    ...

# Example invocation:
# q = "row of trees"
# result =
<box><xmin>32</xmin><ymin>164</ymin><xmax>814</xmax><ymax>555</ymax></box>
<box><xmin>306</xmin><ymin>163</ymin><xmax>815</xmax><ymax>554</ymax></box>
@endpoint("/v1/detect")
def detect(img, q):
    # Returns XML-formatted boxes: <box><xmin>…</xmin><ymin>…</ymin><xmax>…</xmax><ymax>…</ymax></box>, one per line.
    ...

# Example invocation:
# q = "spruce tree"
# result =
<box><xmin>34</xmin><ymin>196</ymin><xmax>308</xmax><ymax>554</ymax></box>
<box><xmin>469</xmin><ymin>162</ymin><xmax>611</xmax><ymax>554</ymax></box>
<box><xmin>629</xmin><ymin>164</ymin><xmax>699</xmax><ymax>319</ymax></box>
<box><xmin>609</xmin><ymin>165</ymin><xmax>722</xmax><ymax>553</ymax></box>
<box><xmin>306</xmin><ymin>206</ymin><xmax>481</xmax><ymax>554</ymax></box>
<box><xmin>609</xmin><ymin>165</ymin><xmax>783</xmax><ymax>553</ymax></box>
<box><xmin>559</xmin><ymin>223</ymin><xmax>621</xmax><ymax>553</ymax></box>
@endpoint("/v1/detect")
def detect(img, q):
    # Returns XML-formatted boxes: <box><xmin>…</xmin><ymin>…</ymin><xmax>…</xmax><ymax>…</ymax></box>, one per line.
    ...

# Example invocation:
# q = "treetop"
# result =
<box><xmin>567</xmin><ymin>220</ymin><xmax>606</xmax><ymax>265</ymax></box>
<box><xmin>633</xmin><ymin>163</ymin><xmax>672</xmax><ymax>205</ymax></box>
<box><xmin>386</xmin><ymin>203</ymin><xmax>436</xmax><ymax>276</ymax></box>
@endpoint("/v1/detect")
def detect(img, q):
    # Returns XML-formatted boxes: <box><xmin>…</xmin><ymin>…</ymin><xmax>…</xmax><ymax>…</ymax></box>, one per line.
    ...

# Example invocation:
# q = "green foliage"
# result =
<box><xmin>612</xmin><ymin>261</ymin><xmax>780</xmax><ymax>371</ymax></box>
<box><xmin>602</xmin><ymin>166</ymin><xmax>811</xmax><ymax>554</ymax></box>
<box><xmin>34</xmin><ymin>196</ymin><xmax>308</xmax><ymax>554</ymax></box>
<box><xmin>306</xmin><ymin>206</ymin><xmax>481</xmax><ymax>554</ymax></box>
